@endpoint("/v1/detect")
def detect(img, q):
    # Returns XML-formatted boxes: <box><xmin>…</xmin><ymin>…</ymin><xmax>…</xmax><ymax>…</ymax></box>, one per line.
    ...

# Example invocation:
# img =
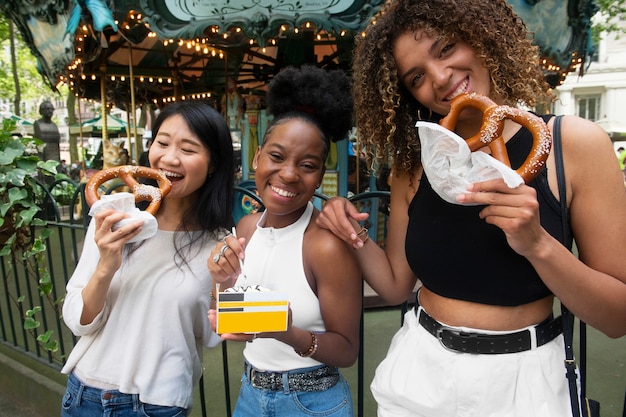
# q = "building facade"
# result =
<box><xmin>555</xmin><ymin>22</ymin><xmax>626</xmax><ymax>151</ymax></box>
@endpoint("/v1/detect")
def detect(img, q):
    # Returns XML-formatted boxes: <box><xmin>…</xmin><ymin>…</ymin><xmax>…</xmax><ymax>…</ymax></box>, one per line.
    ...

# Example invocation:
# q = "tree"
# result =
<box><xmin>593</xmin><ymin>0</ymin><xmax>626</xmax><ymax>42</ymax></box>
<box><xmin>0</xmin><ymin>14</ymin><xmax>53</xmax><ymax>119</ymax></box>
<box><xmin>9</xmin><ymin>19</ymin><xmax>21</xmax><ymax>116</ymax></box>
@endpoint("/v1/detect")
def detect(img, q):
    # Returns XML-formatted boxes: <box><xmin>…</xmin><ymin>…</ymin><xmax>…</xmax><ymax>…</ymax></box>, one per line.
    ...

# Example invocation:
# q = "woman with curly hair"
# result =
<box><xmin>207</xmin><ymin>65</ymin><xmax>361</xmax><ymax>417</ymax></box>
<box><xmin>316</xmin><ymin>0</ymin><xmax>626</xmax><ymax>416</ymax></box>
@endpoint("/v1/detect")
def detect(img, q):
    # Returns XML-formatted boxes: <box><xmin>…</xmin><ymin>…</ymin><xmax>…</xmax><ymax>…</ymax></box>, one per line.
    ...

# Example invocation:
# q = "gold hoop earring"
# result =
<box><xmin>418</xmin><ymin>108</ymin><xmax>433</xmax><ymax>121</ymax></box>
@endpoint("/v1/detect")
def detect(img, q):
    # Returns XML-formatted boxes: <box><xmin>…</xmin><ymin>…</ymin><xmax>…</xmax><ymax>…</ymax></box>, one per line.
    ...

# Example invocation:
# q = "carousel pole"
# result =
<box><xmin>173</xmin><ymin>75</ymin><xmax>180</xmax><ymax>101</ymax></box>
<box><xmin>77</xmin><ymin>96</ymin><xmax>85</xmax><ymax>170</ymax></box>
<box><xmin>100</xmin><ymin>65</ymin><xmax>108</xmax><ymax>142</ymax></box>
<box><xmin>100</xmin><ymin>64</ymin><xmax>112</xmax><ymax>169</ymax></box>
<box><xmin>129</xmin><ymin>43</ymin><xmax>139</xmax><ymax>162</ymax></box>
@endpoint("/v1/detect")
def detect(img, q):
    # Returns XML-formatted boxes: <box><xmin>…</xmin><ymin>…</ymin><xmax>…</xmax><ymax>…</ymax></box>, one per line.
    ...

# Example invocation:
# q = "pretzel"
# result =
<box><xmin>439</xmin><ymin>92</ymin><xmax>552</xmax><ymax>183</ymax></box>
<box><xmin>85</xmin><ymin>166</ymin><xmax>172</xmax><ymax>215</ymax></box>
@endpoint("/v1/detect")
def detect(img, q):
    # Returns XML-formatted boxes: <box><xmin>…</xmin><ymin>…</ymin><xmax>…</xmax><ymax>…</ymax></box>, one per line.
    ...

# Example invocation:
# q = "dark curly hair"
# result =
<box><xmin>263</xmin><ymin>65</ymin><xmax>353</xmax><ymax>159</ymax></box>
<box><xmin>353</xmin><ymin>0</ymin><xmax>555</xmax><ymax>177</ymax></box>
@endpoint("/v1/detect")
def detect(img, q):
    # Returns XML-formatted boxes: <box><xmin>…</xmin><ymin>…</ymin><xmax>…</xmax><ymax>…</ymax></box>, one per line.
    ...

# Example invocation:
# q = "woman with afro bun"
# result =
<box><xmin>208</xmin><ymin>65</ymin><xmax>361</xmax><ymax>417</ymax></box>
<box><xmin>315</xmin><ymin>0</ymin><xmax>626</xmax><ymax>416</ymax></box>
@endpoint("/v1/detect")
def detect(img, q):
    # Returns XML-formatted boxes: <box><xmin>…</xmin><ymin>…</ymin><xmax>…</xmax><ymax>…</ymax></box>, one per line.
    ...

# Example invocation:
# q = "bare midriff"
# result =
<box><xmin>419</xmin><ymin>287</ymin><xmax>555</xmax><ymax>331</ymax></box>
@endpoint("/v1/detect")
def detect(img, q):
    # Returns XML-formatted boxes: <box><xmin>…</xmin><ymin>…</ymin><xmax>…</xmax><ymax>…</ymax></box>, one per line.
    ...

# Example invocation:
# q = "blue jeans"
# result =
<box><xmin>61</xmin><ymin>372</ymin><xmax>187</xmax><ymax>417</ymax></box>
<box><xmin>233</xmin><ymin>364</ymin><xmax>354</xmax><ymax>417</ymax></box>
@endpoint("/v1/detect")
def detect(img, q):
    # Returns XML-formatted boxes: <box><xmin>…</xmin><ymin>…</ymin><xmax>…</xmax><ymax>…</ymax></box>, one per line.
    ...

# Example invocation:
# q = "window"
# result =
<box><xmin>576</xmin><ymin>95</ymin><xmax>600</xmax><ymax>121</ymax></box>
<box><xmin>589</xmin><ymin>40</ymin><xmax>599</xmax><ymax>63</ymax></box>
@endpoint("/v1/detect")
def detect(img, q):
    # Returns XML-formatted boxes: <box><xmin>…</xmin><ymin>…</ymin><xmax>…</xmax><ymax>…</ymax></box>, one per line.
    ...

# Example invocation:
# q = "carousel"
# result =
<box><xmin>0</xmin><ymin>0</ymin><xmax>598</xmax><ymax>197</ymax></box>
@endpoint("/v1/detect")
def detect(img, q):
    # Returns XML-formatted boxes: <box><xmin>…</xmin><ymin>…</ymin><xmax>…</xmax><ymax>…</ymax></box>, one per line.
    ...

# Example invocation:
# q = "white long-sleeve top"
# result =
<box><xmin>61</xmin><ymin>221</ymin><xmax>221</xmax><ymax>408</ymax></box>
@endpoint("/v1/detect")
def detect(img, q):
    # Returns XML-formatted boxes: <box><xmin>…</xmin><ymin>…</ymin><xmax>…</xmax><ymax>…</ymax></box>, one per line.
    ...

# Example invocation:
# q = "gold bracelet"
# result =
<box><xmin>356</xmin><ymin>227</ymin><xmax>369</xmax><ymax>244</ymax></box>
<box><xmin>294</xmin><ymin>332</ymin><xmax>318</xmax><ymax>358</ymax></box>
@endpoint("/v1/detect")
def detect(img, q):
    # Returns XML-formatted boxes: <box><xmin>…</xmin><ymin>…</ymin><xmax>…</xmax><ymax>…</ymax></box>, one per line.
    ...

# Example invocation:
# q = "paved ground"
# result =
<box><xmin>0</xmin><ymin>392</ymin><xmax>46</xmax><ymax>417</ymax></box>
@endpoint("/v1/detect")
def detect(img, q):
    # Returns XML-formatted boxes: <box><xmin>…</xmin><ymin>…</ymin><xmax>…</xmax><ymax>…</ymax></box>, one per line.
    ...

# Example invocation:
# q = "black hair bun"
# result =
<box><xmin>266</xmin><ymin>65</ymin><xmax>353</xmax><ymax>142</ymax></box>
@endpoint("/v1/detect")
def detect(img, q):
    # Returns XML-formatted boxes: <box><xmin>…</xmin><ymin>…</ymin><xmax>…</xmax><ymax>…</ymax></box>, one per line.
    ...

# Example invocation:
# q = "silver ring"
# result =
<box><xmin>212</xmin><ymin>254</ymin><xmax>221</xmax><ymax>263</ymax></box>
<box><xmin>220</xmin><ymin>244</ymin><xmax>230</xmax><ymax>256</ymax></box>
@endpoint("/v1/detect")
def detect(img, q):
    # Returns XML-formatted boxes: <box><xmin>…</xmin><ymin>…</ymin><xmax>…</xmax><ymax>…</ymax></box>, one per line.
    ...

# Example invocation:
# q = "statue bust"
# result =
<box><xmin>33</xmin><ymin>100</ymin><xmax>61</xmax><ymax>162</ymax></box>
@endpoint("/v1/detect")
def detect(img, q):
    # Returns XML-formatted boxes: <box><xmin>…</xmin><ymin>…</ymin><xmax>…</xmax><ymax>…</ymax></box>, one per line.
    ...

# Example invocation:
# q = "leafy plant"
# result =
<box><xmin>1</xmin><ymin>118</ymin><xmax>61</xmax><ymax>355</ymax></box>
<box><xmin>51</xmin><ymin>180</ymin><xmax>77</xmax><ymax>206</ymax></box>
<box><xmin>1</xmin><ymin>119</ymin><xmax>56</xmax><ymax>246</ymax></box>
<box><xmin>592</xmin><ymin>0</ymin><xmax>626</xmax><ymax>42</ymax></box>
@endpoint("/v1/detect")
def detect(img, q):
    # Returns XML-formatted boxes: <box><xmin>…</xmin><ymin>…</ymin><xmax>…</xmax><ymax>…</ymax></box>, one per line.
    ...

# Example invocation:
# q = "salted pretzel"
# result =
<box><xmin>439</xmin><ymin>92</ymin><xmax>552</xmax><ymax>183</ymax></box>
<box><xmin>85</xmin><ymin>166</ymin><xmax>172</xmax><ymax>215</ymax></box>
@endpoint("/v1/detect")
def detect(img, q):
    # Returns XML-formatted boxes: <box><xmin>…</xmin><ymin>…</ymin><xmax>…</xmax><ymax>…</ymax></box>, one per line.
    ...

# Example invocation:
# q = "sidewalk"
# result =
<box><xmin>0</xmin><ymin>343</ymin><xmax>65</xmax><ymax>417</ymax></box>
<box><xmin>0</xmin><ymin>391</ymin><xmax>45</xmax><ymax>417</ymax></box>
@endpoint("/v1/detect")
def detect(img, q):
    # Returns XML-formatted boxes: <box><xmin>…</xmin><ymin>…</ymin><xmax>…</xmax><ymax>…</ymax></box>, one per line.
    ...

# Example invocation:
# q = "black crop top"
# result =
<box><xmin>406</xmin><ymin>115</ymin><xmax>573</xmax><ymax>306</ymax></box>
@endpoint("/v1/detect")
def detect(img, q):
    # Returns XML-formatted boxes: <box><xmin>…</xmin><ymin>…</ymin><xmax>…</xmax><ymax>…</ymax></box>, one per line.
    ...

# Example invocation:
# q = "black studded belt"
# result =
<box><xmin>416</xmin><ymin>307</ymin><xmax>562</xmax><ymax>354</ymax></box>
<box><xmin>244</xmin><ymin>362</ymin><xmax>340</xmax><ymax>392</ymax></box>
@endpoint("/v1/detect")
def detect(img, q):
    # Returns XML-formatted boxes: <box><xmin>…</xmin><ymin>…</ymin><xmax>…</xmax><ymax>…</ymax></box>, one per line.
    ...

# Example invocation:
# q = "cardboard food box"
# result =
<box><xmin>216</xmin><ymin>290</ymin><xmax>289</xmax><ymax>334</ymax></box>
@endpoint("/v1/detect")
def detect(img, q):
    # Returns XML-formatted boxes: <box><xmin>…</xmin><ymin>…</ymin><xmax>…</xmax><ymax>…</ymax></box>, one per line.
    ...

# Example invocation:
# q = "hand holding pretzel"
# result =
<box><xmin>439</xmin><ymin>92</ymin><xmax>552</xmax><ymax>183</ymax></box>
<box><xmin>85</xmin><ymin>166</ymin><xmax>172</xmax><ymax>215</ymax></box>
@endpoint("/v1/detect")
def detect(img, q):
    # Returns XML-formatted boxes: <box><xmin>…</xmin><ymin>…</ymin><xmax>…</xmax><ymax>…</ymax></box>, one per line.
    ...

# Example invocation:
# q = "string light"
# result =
<box><xmin>63</xmin><ymin>8</ymin><xmax>584</xmax><ymax>102</ymax></box>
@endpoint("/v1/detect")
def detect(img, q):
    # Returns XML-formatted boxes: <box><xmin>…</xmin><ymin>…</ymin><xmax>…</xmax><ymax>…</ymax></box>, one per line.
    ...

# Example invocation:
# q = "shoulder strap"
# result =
<box><xmin>553</xmin><ymin>115</ymin><xmax>570</xmax><ymax>243</ymax></box>
<box><xmin>554</xmin><ymin>115</ymin><xmax>588</xmax><ymax>417</ymax></box>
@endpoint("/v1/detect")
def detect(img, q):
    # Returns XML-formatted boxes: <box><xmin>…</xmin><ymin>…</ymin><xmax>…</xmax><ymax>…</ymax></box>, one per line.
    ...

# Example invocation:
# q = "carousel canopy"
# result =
<box><xmin>69</xmin><ymin>113</ymin><xmax>143</xmax><ymax>135</ymax></box>
<box><xmin>0</xmin><ymin>0</ymin><xmax>597</xmax><ymax>109</ymax></box>
<box><xmin>1</xmin><ymin>0</ymin><xmax>380</xmax><ymax>109</ymax></box>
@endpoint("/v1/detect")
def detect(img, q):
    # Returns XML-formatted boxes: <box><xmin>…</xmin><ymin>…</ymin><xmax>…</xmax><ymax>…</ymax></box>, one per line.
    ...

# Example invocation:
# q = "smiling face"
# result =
<box><xmin>253</xmin><ymin>118</ymin><xmax>326</xmax><ymax>228</ymax></box>
<box><xmin>393</xmin><ymin>30</ymin><xmax>492</xmax><ymax>123</ymax></box>
<box><xmin>149</xmin><ymin>114</ymin><xmax>212</xmax><ymax>202</ymax></box>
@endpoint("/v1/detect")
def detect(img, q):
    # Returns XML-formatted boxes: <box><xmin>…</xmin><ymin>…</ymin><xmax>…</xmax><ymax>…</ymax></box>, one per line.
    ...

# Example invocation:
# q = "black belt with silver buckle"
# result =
<box><xmin>244</xmin><ymin>362</ymin><xmax>340</xmax><ymax>392</ymax></box>
<box><xmin>416</xmin><ymin>308</ymin><xmax>562</xmax><ymax>354</ymax></box>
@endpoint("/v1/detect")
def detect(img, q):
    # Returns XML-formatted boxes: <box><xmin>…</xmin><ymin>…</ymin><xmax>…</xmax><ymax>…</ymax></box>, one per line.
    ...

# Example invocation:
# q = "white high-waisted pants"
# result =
<box><xmin>371</xmin><ymin>307</ymin><xmax>575</xmax><ymax>417</ymax></box>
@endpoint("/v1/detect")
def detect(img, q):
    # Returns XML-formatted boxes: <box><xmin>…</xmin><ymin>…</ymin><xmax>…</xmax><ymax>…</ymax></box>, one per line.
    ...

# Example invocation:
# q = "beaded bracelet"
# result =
<box><xmin>294</xmin><ymin>332</ymin><xmax>318</xmax><ymax>358</ymax></box>
<box><xmin>356</xmin><ymin>227</ymin><xmax>369</xmax><ymax>244</ymax></box>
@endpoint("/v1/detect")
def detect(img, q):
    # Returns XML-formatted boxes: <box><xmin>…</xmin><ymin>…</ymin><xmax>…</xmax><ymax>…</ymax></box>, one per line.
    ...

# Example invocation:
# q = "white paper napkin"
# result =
<box><xmin>88</xmin><ymin>192</ymin><xmax>158</xmax><ymax>242</ymax></box>
<box><xmin>417</xmin><ymin>121</ymin><xmax>523</xmax><ymax>205</ymax></box>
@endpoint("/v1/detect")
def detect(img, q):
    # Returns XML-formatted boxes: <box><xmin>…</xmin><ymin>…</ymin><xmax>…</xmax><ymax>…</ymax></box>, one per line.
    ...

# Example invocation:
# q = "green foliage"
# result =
<box><xmin>1</xmin><ymin>118</ymin><xmax>62</xmax><ymax>356</ymax></box>
<box><xmin>592</xmin><ymin>0</ymin><xmax>626</xmax><ymax>42</ymax></box>
<box><xmin>0</xmin><ymin>14</ymin><xmax>9</xmax><ymax>39</ymax></box>
<box><xmin>0</xmin><ymin>14</ymin><xmax>49</xmax><ymax>110</ymax></box>
<box><xmin>51</xmin><ymin>179</ymin><xmax>77</xmax><ymax>206</ymax></box>
<box><xmin>0</xmin><ymin>119</ymin><xmax>55</xmax><ymax>253</ymax></box>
